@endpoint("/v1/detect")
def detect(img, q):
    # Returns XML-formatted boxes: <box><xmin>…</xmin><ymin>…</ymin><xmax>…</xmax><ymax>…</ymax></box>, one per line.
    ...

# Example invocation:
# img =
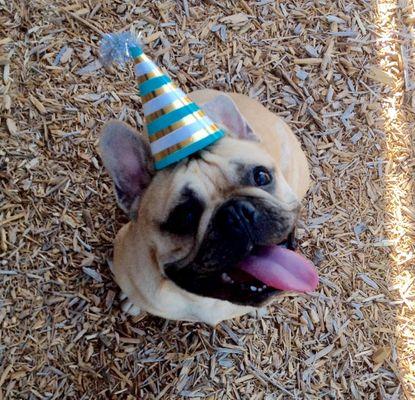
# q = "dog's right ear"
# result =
<box><xmin>99</xmin><ymin>120</ymin><xmax>154</xmax><ymax>219</ymax></box>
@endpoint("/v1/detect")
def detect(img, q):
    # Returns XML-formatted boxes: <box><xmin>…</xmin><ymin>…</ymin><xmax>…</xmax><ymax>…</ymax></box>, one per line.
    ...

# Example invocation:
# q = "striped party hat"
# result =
<box><xmin>100</xmin><ymin>32</ymin><xmax>225</xmax><ymax>170</ymax></box>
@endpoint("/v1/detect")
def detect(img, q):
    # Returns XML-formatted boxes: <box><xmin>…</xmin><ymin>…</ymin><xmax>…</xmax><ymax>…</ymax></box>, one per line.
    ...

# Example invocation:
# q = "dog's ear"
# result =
<box><xmin>201</xmin><ymin>94</ymin><xmax>258</xmax><ymax>141</ymax></box>
<box><xmin>99</xmin><ymin>120</ymin><xmax>154</xmax><ymax>219</ymax></box>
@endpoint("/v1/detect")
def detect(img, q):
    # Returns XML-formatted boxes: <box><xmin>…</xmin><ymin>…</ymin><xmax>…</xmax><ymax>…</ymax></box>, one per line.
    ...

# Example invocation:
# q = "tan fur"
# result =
<box><xmin>189</xmin><ymin>90</ymin><xmax>310</xmax><ymax>199</ymax></box>
<box><xmin>110</xmin><ymin>90</ymin><xmax>310</xmax><ymax>326</ymax></box>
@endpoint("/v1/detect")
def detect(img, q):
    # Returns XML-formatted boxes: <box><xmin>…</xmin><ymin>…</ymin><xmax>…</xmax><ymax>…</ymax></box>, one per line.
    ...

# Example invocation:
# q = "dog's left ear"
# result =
<box><xmin>201</xmin><ymin>94</ymin><xmax>257</xmax><ymax>141</ymax></box>
<box><xmin>99</xmin><ymin>120</ymin><xmax>154</xmax><ymax>219</ymax></box>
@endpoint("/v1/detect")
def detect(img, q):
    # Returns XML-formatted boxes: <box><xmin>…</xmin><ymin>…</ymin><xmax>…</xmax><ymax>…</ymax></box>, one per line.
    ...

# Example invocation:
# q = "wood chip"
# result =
<box><xmin>6</xmin><ymin>118</ymin><xmax>18</xmax><ymax>135</ymax></box>
<box><xmin>293</xmin><ymin>57</ymin><xmax>323</xmax><ymax>65</ymax></box>
<box><xmin>220</xmin><ymin>13</ymin><xmax>249</xmax><ymax>25</ymax></box>
<box><xmin>373</xmin><ymin>347</ymin><xmax>391</xmax><ymax>368</ymax></box>
<box><xmin>29</xmin><ymin>95</ymin><xmax>46</xmax><ymax>114</ymax></box>
<box><xmin>366</xmin><ymin>66</ymin><xmax>396</xmax><ymax>87</ymax></box>
<box><xmin>304</xmin><ymin>344</ymin><xmax>334</xmax><ymax>365</ymax></box>
<box><xmin>82</xmin><ymin>267</ymin><xmax>103</xmax><ymax>283</ymax></box>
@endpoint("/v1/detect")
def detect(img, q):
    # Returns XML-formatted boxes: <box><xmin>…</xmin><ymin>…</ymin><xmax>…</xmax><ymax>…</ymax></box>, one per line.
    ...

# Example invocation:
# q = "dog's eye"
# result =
<box><xmin>161</xmin><ymin>198</ymin><xmax>204</xmax><ymax>236</ymax></box>
<box><xmin>253</xmin><ymin>166</ymin><xmax>272</xmax><ymax>186</ymax></box>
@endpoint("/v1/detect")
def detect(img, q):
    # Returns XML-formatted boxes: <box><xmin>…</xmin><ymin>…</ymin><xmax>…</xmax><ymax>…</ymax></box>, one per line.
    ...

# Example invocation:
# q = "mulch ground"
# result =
<box><xmin>1</xmin><ymin>0</ymin><xmax>414</xmax><ymax>399</ymax></box>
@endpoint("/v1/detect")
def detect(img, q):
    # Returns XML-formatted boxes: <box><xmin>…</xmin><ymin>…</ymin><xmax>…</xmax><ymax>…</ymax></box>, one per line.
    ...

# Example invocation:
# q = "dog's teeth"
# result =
<box><xmin>222</xmin><ymin>272</ymin><xmax>233</xmax><ymax>283</ymax></box>
<box><xmin>250</xmin><ymin>286</ymin><xmax>258</xmax><ymax>292</ymax></box>
<box><xmin>257</xmin><ymin>287</ymin><xmax>263</xmax><ymax>292</ymax></box>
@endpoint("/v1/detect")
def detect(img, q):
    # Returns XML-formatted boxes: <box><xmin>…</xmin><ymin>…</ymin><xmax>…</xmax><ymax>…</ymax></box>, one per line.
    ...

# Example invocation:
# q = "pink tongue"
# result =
<box><xmin>237</xmin><ymin>246</ymin><xmax>319</xmax><ymax>293</ymax></box>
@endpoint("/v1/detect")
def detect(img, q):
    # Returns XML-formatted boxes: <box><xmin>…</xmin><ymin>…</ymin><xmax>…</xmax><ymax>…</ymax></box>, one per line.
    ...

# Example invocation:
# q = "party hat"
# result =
<box><xmin>100</xmin><ymin>32</ymin><xmax>225</xmax><ymax>170</ymax></box>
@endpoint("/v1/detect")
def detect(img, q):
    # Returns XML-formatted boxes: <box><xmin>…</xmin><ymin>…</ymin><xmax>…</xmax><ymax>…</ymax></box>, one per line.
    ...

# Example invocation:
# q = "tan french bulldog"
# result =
<box><xmin>99</xmin><ymin>89</ymin><xmax>318</xmax><ymax>326</ymax></box>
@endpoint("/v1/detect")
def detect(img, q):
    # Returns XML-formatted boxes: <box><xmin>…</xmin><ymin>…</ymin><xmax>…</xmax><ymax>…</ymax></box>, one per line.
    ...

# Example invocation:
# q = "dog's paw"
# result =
<box><xmin>120</xmin><ymin>294</ymin><xmax>141</xmax><ymax>316</ymax></box>
<box><xmin>249</xmin><ymin>307</ymin><xmax>269</xmax><ymax>318</ymax></box>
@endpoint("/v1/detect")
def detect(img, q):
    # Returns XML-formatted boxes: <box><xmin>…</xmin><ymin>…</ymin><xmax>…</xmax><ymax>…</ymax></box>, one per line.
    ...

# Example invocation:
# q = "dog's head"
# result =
<box><xmin>99</xmin><ymin>95</ymin><xmax>318</xmax><ymax>307</ymax></box>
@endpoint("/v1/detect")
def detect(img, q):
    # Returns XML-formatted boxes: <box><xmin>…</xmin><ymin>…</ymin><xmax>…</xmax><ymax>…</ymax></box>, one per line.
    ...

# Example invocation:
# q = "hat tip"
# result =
<box><xmin>99</xmin><ymin>32</ymin><xmax>143</xmax><ymax>66</ymax></box>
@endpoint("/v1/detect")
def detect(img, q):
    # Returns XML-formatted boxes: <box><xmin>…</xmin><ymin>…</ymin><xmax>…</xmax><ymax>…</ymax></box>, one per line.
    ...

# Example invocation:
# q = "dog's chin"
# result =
<box><xmin>164</xmin><ymin>234</ymin><xmax>297</xmax><ymax>307</ymax></box>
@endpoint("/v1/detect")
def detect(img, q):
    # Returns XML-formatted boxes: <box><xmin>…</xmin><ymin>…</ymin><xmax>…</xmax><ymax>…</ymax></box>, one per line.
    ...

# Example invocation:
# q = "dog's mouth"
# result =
<box><xmin>222</xmin><ymin>240</ymin><xmax>318</xmax><ymax>295</ymax></box>
<box><xmin>165</xmin><ymin>231</ymin><xmax>319</xmax><ymax>306</ymax></box>
<box><xmin>215</xmin><ymin>234</ymin><xmax>318</xmax><ymax>305</ymax></box>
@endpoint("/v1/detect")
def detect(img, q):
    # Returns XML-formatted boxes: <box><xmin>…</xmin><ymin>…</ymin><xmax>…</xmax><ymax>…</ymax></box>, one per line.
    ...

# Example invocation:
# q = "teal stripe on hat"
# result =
<box><xmin>130</xmin><ymin>46</ymin><xmax>143</xmax><ymax>58</ymax></box>
<box><xmin>154</xmin><ymin>130</ymin><xmax>225</xmax><ymax>170</ymax></box>
<box><xmin>139</xmin><ymin>75</ymin><xmax>172</xmax><ymax>96</ymax></box>
<box><xmin>147</xmin><ymin>103</ymin><xmax>200</xmax><ymax>136</ymax></box>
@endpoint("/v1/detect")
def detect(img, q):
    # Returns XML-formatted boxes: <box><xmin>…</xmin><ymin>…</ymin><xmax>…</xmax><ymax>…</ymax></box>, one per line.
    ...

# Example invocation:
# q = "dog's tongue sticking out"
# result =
<box><xmin>237</xmin><ymin>246</ymin><xmax>319</xmax><ymax>292</ymax></box>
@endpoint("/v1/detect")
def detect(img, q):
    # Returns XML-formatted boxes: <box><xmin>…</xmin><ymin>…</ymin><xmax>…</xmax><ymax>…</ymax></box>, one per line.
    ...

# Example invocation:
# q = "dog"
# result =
<box><xmin>99</xmin><ymin>89</ymin><xmax>318</xmax><ymax>326</ymax></box>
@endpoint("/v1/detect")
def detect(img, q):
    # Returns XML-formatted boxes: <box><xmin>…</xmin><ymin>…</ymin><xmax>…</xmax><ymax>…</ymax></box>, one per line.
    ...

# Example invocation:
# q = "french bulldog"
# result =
<box><xmin>99</xmin><ymin>89</ymin><xmax>318</xmax><ymax>326</ymax></box>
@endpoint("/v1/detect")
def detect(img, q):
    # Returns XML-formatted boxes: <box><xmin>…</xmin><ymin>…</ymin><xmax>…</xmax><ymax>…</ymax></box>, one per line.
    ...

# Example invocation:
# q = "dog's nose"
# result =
<box><xmin>215</xmin><ymin>200</ymin><xmax>258</xmax><ymax>232</ymax></box>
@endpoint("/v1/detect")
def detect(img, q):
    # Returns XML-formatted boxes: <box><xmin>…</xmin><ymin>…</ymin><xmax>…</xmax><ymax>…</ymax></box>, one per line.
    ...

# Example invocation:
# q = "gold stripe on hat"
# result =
<box><xmin>141</xmin><ymin>83</ymin><xmax>178</xmax><ymax>103</ymax></box>
<box><xmin>144</xmin><ymin>96</ymin><xmax>194</xmax><ymax>124</ymax></box>
<box><xmin>153</xmin><ymin>126</ymin><xmax>217</xmax><ymax>162</ymax></box>
<box><xmin>133</xmin><ymin>53</ymin><xmax>151</xmax><ymax>65</ymax></box>
<box><xmin>137</xmin><ymin>69</ymin><xmax>164</xmax><ymax>85</ymax></box>
<box><xmin>151</xmin><ymin>121</ymin><xmax>219</xmax><ymax>148</ymax></box>
<box><xmin>148</xmin><ymin>110</ymin><xmax>211</xmax><ymax>142</ymax></box>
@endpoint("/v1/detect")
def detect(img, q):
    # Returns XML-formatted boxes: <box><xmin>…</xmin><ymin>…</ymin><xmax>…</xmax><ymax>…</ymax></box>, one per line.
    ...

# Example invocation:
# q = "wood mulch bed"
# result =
<box><xmin>1</xmin><ymin>0</ymin><xmax>414</xmax><ymax>398</ymax></box>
